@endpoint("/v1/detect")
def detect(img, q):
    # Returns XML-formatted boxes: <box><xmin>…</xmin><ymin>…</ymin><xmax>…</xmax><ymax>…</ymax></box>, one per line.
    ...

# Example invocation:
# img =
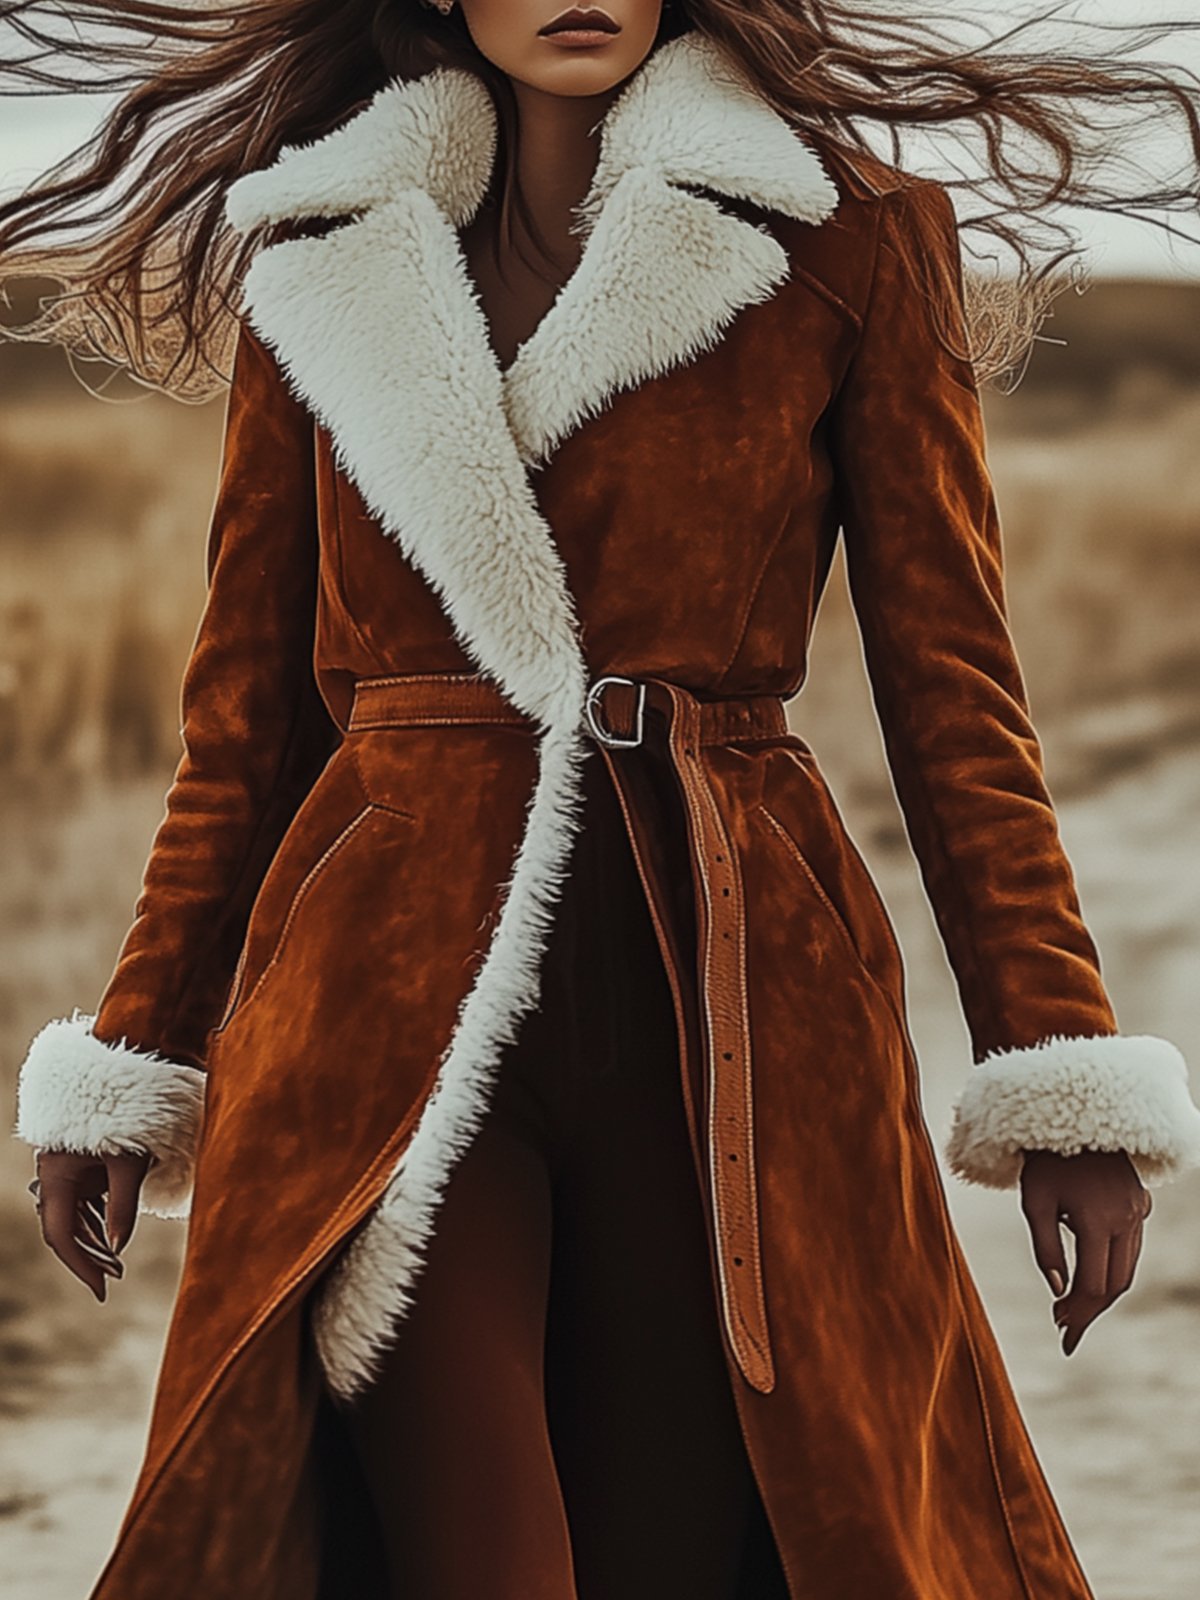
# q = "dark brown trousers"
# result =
<box><xmin>332</xmin><ymin>750</ymin><xmax>786</xmax><ymax>1598</ymax></box>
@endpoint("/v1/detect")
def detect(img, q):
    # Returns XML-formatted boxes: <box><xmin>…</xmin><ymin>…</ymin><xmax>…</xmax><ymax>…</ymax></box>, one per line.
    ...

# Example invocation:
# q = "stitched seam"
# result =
<box><xmin>695</xmin><ymin>768</ymin><xmax>771</xmax><ymax>1373</ymax></box>
<box><xmin>349</xmin><ymin>713</ymin><xmax>531</xmax><ymax>731</ymax></box>
<box><xmin>780</xmin><ymin>742</ymin><xmax>908</xmax><ymax>975</ymax></box>
<box><xmin>217</xmin><ymin>807</ymin><xmax>373</xmax><ymax>1033</ymax></box>
<box><xmin>238</xmin><ymin>804</ymin><xmax>412</xmax><ymax>1018</ymax></box>
<box><xmin>756</xmin><ymin>800</ymin><xmax>885</xmax><ymax>993</ymax></box>
<box><xmin>787</xmin><ymin>261</ymin><xmax>863</xmax><ymax>327</ymax></box>
<box><xmin>354</xmin><ymin>671</ymin><xmax>490</xmax><ymax>688</ymax></box>
<box><xmin>701</xmin><ymin>729</ymin><xmax>799</xmax><ymax>751</ymax></box>
<box><xmin>213</xmin><ymin>944</ymin><xmax>249</xmax><ymax>1038</ymax></box>
<box><xmin>718</xmin><ymin>205</ymin><xmax>895</xmax><ymax>693</ymax></box>
<box><xmin>671</xmin><ymin>699</ymin><xmax>771</xmax><ymax>1385</ymax></box>
<box><xmin>326</xmin><ymin>443</ymin><xmax>385</xmax><ymax>663</ymax></box>
<box><xmin>214</xmin><ymin>746</ymin><xmax>371</xmax><ymax>1036</ymax></box>
<box><xmin>714</xmin><ymin>510</ymin><xmax>795</xmax><ymax>690</ymax></box>
<box><xmin>841</xmin><ymin>186</ymin><xmax>897</xmax><ymax>385</ymax></box>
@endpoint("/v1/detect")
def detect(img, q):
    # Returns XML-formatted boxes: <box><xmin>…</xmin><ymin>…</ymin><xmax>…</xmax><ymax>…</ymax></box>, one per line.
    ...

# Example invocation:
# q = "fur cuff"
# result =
<box><xmin>944</xmin><ymin>1032</ymin><xmax>1200</xmax><ymax>1189</ymax></box>
<box><xmin>13</xmin><ymin>1010</ymin><xmax>207</xmax><ymax>1219</ymax></box>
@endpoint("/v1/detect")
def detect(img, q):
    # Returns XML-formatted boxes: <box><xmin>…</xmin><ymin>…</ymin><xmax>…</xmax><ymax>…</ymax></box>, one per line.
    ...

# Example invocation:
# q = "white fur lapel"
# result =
<box><xmin>222</xmin><ymin>30</ymin><xmax>838</xmax><ymax>1401</ymax></box>
<box><xmin>226</xmin><ymin>31</ymin><xmax>839</xmax><ymax>469</ymax></box>
<box><xmin>502</xmin><ymin>32</ymin><xmax>839</xmax><ymax>463</ymax></box>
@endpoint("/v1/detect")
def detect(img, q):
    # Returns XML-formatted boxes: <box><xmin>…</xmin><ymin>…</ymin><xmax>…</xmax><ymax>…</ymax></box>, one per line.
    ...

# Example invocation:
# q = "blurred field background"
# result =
<box><xmin>1</xmin><ymin>277</ymin><xmax>1199</xmax><ymax>1597</ymax></box>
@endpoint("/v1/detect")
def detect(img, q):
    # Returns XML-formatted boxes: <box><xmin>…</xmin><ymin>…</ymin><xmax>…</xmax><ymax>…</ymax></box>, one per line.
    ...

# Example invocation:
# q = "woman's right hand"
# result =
<box><xmin>33</xmin><ymin>1148</ymin><xmax>151</xmax><ymax>1300</ymax></box>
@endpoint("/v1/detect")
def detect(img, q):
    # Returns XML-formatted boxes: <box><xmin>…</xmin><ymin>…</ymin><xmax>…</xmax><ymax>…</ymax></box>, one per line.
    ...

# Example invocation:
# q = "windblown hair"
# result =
<box><xmin>0</xmin><ymin>1</ymin><xmax>1198</xmax><ymax>396</ymax></box>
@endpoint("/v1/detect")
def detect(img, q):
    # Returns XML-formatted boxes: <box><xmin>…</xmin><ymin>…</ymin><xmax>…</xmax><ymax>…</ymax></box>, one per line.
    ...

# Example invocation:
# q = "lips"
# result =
<box><xmin>538</xmin><ymin>7</ymin><xmax>621</xmax><ymax>37</ymax></box>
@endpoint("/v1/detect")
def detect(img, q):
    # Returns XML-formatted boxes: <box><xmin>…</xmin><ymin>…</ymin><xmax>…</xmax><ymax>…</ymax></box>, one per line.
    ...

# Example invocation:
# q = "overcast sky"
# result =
<box><xmin>1</xmin><ymin>1</ymin><xmax>1197</xmax><ymax>277</ymax></box>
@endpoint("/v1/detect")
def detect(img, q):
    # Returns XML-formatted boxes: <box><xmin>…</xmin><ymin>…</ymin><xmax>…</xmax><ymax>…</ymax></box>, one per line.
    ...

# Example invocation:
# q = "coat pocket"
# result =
<box><xmin>755</xmin><ymin>801</ymin><xmax>872</xmax><ymax>977</ymax></box>
<box><xmin>213</xmin><ymin>799</ymin><xmax>415</xmax><ymax>1039</ymax></box>
<box><xmin>754</xmin><ymin>742</ymin><xmax>905</xmax><ymax>1001</ymax></box>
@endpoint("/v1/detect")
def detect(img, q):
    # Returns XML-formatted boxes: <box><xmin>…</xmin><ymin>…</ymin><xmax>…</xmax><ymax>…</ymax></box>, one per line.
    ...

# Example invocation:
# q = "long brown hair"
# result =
<box><xmin>1</xmin><ymin>1</ymin><xmax>1198</xmax><ymax>395</ymax></box>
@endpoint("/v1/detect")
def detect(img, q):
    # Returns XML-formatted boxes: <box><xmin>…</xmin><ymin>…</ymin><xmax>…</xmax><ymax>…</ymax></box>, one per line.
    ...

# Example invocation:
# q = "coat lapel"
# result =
<box><xmin>501</xmin><ymin>33</ymin><xmax>839</xmax><ymax>464</ymax></box>
<box><xmin>227</xmin><ymin>31</ymin><xmax>840</xmax><ymax>478</ymax></box>
<box><xmin>223</xmin><ymin>29</ymin><xmax>840</xmax><ymax>1400</ymax></box>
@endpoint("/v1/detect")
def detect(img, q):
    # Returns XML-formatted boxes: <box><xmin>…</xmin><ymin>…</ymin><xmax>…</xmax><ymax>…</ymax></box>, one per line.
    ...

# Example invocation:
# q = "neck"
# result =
<box><xmin>503</xmin><ymin>78</ymin><xmax>625</xmax><ymax>264</ymax></box>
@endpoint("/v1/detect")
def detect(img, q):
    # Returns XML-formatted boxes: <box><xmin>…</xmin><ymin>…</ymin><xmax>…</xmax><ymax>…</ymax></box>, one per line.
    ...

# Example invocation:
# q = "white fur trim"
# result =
<box><xmin>235</xmin><ymin>142</ymin><xmax>592</xmax><ymax>1401</ymax></box>
<box><xmin>14</xmin><ymin>1010</ymin><xmax>207</xmax><ymax>1219</ymax></box>
<box><xmin>225</xmin><ymin>31</ymin><xmax>840</xmax><ymax>471</ymax></box>
<box><xmin>238</xmin><ymin>190</ymin><xmax>588</xmax><ymax>726</ymax></box>
<box><xmin>571</xmin><ymin>31</ymin><xmax>838</xmax><ymax>234</ymax></box>
<box><xmin>224</xmin><ymin>29</ymin><xmax>839</xmax><ymax>1401</ymax></box>
<box><xmin>944</xmin><ymin>1032</ymin><xmax>1200</xmax><ymax>1189</ymax></box>
<box><xmin>225</xmin><ymin>67</ymin><xmax>496</xmax><ymax>234</ymax></box>
<box><xmin>503</xmin><ymin>32</ymin><xmax>837</xmax><ymax>465</ymax></box>
<box><xmin>312</xmin><ymin>724</ymin><xmax>591</xmax><ymax>1393</ymax></box>
<box><xmin>503</xmin><ymin>166</ymin><xmax>793</xmax><ymax>468</ymax></box>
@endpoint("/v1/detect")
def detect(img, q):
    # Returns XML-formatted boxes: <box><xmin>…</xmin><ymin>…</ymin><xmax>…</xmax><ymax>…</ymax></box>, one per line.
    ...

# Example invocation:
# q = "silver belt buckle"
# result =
<box><xmin>584</xmin><ymin>675</ymin><xmax>646</xmax><ymax>748</ymax></box>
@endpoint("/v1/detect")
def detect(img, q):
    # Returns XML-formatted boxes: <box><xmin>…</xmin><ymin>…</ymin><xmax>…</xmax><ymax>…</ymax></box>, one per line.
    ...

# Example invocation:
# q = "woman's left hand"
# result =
<box><xmin>1018</xmin><ymin>1148</ymin><xmax>1153</xmax><ymax>1355</ymax></box>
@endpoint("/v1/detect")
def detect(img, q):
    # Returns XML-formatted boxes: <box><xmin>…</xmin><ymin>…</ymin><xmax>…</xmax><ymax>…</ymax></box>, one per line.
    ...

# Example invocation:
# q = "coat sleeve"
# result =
<box><xmin>13</xmin><ymin>322</ymin><xmax>340</xmax><ymax>1218</ymax></box>
<box><xmin>829</xmin><ymin>178</ymin><xmax>1200</xmax><ymax>1190</ymax></box>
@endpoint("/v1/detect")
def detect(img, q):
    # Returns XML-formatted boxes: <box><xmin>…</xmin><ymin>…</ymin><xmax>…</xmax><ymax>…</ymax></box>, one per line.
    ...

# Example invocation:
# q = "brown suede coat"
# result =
<box><xmin>24</xmin><ymin>32</ymin><xmax>1193</xmax><ymax>1600</ymax></box>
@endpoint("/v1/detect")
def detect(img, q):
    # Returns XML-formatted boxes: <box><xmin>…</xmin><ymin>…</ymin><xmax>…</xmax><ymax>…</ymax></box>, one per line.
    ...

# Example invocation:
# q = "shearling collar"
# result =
<box><xmin>227</xmin><ymin>30</ymin><xmax>837</xmax><ymax>252</ymax></box>
<box><xmin>226</xmin><ymin>31</ymin><xmax>839</xmax><ymax>472</ymax></box>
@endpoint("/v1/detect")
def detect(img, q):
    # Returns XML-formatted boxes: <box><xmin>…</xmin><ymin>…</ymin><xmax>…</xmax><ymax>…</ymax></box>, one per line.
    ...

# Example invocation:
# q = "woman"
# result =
<box><xmin>6</xmin><ymin>2</ymin><xmax>1200</xmax><ymax>1596</ymax></box>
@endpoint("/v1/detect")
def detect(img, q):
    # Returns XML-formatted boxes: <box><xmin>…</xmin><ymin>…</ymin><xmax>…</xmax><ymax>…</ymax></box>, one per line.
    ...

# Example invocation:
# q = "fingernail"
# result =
<box><xmin>1048</xmin><ymin>1269</ymin><xmax>1066</xmax><ymax>1296</ymax></box>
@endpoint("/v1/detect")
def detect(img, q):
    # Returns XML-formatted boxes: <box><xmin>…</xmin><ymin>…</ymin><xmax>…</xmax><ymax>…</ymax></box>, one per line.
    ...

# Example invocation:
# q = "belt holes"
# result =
<box><xmin>733</xmin><ymin>1256</ymin><xmax>744</xmax><ymax>1267</ymax></box>
<box><xmin>722</xmin><ymin>886</ymin><xmax>731</xmax><ymax>897</ymax></box>
<box><xmin>722</xmin><ymin>1050</ymin><xmax>733</xmax><ymax>1061</ymax></box>
<box><xmin>728</xmin><ymin>1151</ymin><xmax>739</xmax><ymax>1160</ymax></box>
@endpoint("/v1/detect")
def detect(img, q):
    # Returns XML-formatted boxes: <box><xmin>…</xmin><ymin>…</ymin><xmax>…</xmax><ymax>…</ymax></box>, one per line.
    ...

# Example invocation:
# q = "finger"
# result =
<box><xmin>1021</xmin><ymin>1189</ymin><xmax>1069</xmax><ymax>1297</ymax></box>
<box><xmin>1058</xmin><ymin>1228</ymin><xmax>1111</xmax><ymax>1355</ymax></box>
<box><xmin>39</xmin><ymin>1181</ymin><xmax>107</xmax><ymax>1300</ymax></box>
<box><xmin>75</xmin><ymin>1231</ymin><xmax>124</xmax><ymax>1278</ymax></box>
<box><xmin>1062</xmin><ymin>1296</ymin><xmax>1107</xmax><ymax>1356</ymax></box>
<box><xmin>1072</xmin><ymin>1221</ymin><xmax>1111</xmax><ymax>1303</ymax></box>
<box><xmin>1107</xmin><ymin>1217</ymin><xmax>1144</xmax><ymax>1302</ymax></box>
<box><xmin>77</xmin><ymin>1190</ymin><xmax>109</xmax><ymax>1241</ymax></box>
<box><xmin>75</xmin><ymin>1209</ymin><xmax>123</xmax><ymax>1273</ymax></box>
<box><xmin>104</xmin><ymin>1155</ymin><xmax>145</xmax><ymax>1255</ymax></box>
<box><xmin>51</xmin><ymin>1178</ymin><xmax>121</xmax><ymax>1269</ymax></box>
<box><xmin>73</xmin><ymin>1194</ymin><xmax>123</xmax><ymax>1274</ymax></box>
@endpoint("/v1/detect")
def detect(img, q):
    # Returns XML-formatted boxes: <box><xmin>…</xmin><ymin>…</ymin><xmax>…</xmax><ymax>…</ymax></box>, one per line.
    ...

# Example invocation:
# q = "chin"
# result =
<box><xmin>531</xmin><ymin>63</ymin><xmax>637</xmax><ymax>96</ymax></box>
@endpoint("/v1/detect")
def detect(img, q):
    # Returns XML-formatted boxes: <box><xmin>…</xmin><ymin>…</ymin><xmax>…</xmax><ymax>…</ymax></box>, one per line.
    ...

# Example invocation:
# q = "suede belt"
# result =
<box><xmin>346</xmin><ymin>670</ymin><xmax>782</xmax><ymax>1394</ymax></box>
